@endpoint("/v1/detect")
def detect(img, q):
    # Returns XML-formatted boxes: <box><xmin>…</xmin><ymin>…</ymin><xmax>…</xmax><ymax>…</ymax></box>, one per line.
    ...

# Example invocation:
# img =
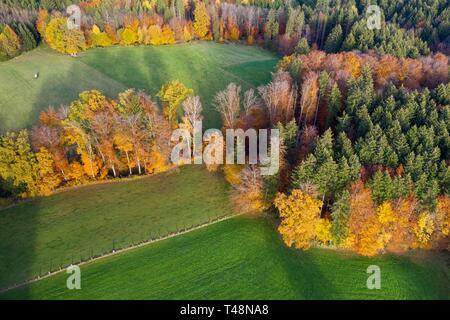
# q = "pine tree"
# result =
<box><xmin>326</xmin><ymin>83</ymin><xmax>342</xmax><ymax>127</ymax></box>
<box><xmin>342</xmin><ymin>31</ymin><xmax>356</xmax><ymax>51</ymax></box>
<box><xmin>331</xmin><ymin>190</ymin><xmax>351</xmax><ymax>244</ymax></box>
<box><xmin>285</xmin><ymin>7</ymin><xmax>304</xmax><ymax>38</ymax></box>
<box><xmin>295</xmin><ymin>37</ymin><xmax>310</xmax><ymax>54</ymax></box>
<box><xmin>369</xmin><ymin>171</ymin><xmax>395</xmax><ymax>205</ymax></box>
<box><xmin>324</xmin><ymin>24</ymin><xmax>343</xmax><ymax>53</ymax></box>
<box><xmin>264</xmin><ymin>9</ymin><xmax>279</xmax><ymax>47</ymax></box>
<box><xmin>346</xmin><ymin>65</ymin><xmax>374</xmax><ymax>115</ymax></box>
<box><xmin>355</xmin><ymin>105</ymin><xmax>373</xmax><ymax>137</ymax></box>
<box><xmin>335</xmin><ymin>132</ymin><xmax>354</xmax><ymax>160</ymax></box>
<box><xmin>314</xmin><ymin>129</ymin><xmax>334</xmax><ymax>164</ymax></box>
<box><xmin>212</xmin><ymin>8</ymin><xmax>220</xmax><ymax>42</ymax></box>
<box><xmin>15</xmin><ymin>23</ymin><xmax>37</xmax><ymax>52</ymax></box>
<box><xmin>175</xmin><ymin>0</ymin><xmax>185</xmax><ymax>18</ymax></box>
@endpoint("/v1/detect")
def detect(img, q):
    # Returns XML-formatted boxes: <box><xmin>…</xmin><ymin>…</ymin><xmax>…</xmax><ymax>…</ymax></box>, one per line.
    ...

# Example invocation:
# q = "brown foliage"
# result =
<box><xmin>258</xmin><ymin>70</ymin><xmax>296</xmax><ymax>126</ymax></box>
<box><xmin>346</xmin><ymin>181</ymin><xmax>384</xmax><ymax>256</ymax></box>
<box><xmin>280</xmin><ymin>51</ymin><xmax>449</xmax><ymax>94</ymax></box>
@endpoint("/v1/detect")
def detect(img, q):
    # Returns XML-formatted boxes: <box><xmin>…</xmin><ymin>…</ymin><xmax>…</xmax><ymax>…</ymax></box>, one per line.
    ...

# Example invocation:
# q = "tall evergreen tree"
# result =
<box><xmin>324</xmin><ymin>24</ymin><xmax>343</xmax><ymax>53</ymax></box>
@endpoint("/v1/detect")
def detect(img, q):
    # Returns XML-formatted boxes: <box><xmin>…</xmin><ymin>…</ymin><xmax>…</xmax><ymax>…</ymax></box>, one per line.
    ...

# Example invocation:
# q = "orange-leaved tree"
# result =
<box><xmin>161</xmin><ymin>25</ymin><xmax>175</xmax><ymax>44</ymax></box>
<box><xmin>346</xmin><ymin>181</ymin><xmax>385</xmax><ymax>256</ymax></box>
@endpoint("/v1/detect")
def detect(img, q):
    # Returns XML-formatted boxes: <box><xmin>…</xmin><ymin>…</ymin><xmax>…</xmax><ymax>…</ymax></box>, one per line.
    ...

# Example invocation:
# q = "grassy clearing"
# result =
<box><xmin>0</xmin><ymin>42</ymin><xmax>278</xmax><ymax>132</ymax></box>
<box><xmin>1</xmin><ymin>215</ymin><xmax>448</xmax><ymax>300</ymax></box>
<box><xmin>0</xmin><ymin>46</ymin><xmax>126</xmax><ymax>132</ymax></box>
<box><xmin>79</xmin><ymin>42</ymin><xmax>278</xmax><ymax>128</ymax></box>
<box><xmin>0</xmin><ymin>166</ymin><xmax>233</xmax><ymax>289</ymax></box>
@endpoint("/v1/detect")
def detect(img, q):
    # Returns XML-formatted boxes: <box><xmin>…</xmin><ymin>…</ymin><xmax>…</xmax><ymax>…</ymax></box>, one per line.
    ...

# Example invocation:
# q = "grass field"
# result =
<box><xmin>1</xmin><ymin>215</ymin><xmax>448</xmax><ymax>300</ymax></box>
<box><xmin>0</xmin><ymin>47</ymin><xmax>126</xmax><ymax>132</ymax></box>
<box><xmin>0</xmin><ymin>166</ymin><xmax>233</xmax><ymax>289</ymax></box>
<box><xmin>0</xmin><ymin>42</ymin><xmax>278</xmax><ymax>132</ymax></box>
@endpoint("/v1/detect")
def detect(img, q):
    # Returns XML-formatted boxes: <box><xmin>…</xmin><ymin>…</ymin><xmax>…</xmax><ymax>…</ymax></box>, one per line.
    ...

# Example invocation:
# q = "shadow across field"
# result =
<box><xmin>0</xmin><ymin>166</ymin><xmax>233</xmax><ymax>298</ymax></box>
<box><xmin>2</xmin><ymin>216</ymin><xmax>448</xmax><ymax>299</ymax></box>
<box><xmin>79</xmin><ymin>43</ymin><xmax>278</xmax><ymax>129</ymax></box>
<box><xmin>0</xmin><ymin>199</ymin><xmax>40</xmax><ymax>296</ymax></box>
<box><xmin>0</xmin><ymin>47</ymin><xmax>125</xmax><ymax>133</ymax></box>
<box><xmin>272</xmin><ymin>240</ymin><xmax>336</xmax><ymax>299</ymax></box>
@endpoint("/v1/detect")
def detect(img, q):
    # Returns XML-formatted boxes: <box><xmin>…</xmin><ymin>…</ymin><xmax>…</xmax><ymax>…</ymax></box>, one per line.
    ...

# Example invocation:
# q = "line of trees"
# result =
<box><xmin>0</xmin><ymin>82</ymin><xmax>204</xmax><ymax>198</ymax></box>
<box><xmin>2</xmin><ymin>0</ymin><xmax>449</xmax><ymax>59</ymax></box>
<box><xmin>0</xmin><ymin>3</ymin><xmax>39</xmax><ymax>60</ymax></box>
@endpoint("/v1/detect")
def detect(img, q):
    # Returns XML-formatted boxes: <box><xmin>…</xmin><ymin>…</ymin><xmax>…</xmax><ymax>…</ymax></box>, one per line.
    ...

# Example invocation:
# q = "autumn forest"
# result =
<box><xmin>0</xmin><ymin>0</ymin><xmax>449</xmax><ymax>301</ymax></box>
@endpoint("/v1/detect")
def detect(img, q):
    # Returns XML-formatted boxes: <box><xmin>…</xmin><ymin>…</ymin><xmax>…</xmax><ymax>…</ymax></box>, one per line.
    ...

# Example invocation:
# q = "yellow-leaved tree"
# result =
<box><xmin>45</xmin><ymin>18</ymin><xmax>86</xmax><ymax>55</ymax></box>
<box><xmin>36</xmin><ymin>147</ymin><xmax>62</xmax><ymax>195</ymax></box>
<box><xmin>223</xmin><ymin>165</ymin><xmax>243</xmax><ymax>186</ymax></box>
<box><xmin>148</xmin><ymin>25</ymin><xmax>162</xmax><ymax>45</ymax></box>
<box><xmin>435</xmin><ymin>196</ymin><xmax>450</xmax><ymax>240</ymax></box>
<box><xmin>157</xmin><ymin>80</ymin><xmax>193</xmax><ymax>128</ymax></box>
<box><xmin>120</xmin><ymin>27</ymin><xmax>138</xmax><ymax>46</ymax></box>
<box><xmin>36</xmin><ymin>9</ymin><xmax>49</xmax><ymax>36</ymax></box>
<box><xmin>193</xmin><ymin>1</ymin><xmax>210</xmax><ymax>39</ymax></box>
<box><xmin>377</xmin><ymin>201</ymin><xmax>395</xmax><ymax>245</ymax></box>
<box><xmin>183</xmin><ymin>22</ymin><xmax>194</xmax><ymax>42</ymax></box>
<box><xmin>0</xmin><ymin>25</ymin><xmax>21</xmax><ymax>59</ymax></box>
<box><xmin>274</xmin><ymin>189</ymin><xmax>324</xmax><ymax>250</ymax></box>
<box><xmin>414</xmin><ymin>212</ymin><xmax>435</xmax><ymax>248</ymax></box>
<box><xmin>91</xmin><ymin>25</ymin><xmax>112</xmax><ymax>47</ymax></box>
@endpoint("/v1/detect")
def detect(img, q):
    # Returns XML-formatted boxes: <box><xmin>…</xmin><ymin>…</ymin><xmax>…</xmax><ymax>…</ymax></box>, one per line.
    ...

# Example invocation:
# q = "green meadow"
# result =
<box><xmin>0</xmin><ymin>166</ymin><xmax>232</xmax><ymax>289</ymax></box>
<box><xmin>2</xmin><ymin>216</ymin><xmax>448</xmax><ymax>300</ymax></box>
<box><xmin>0</xmin><ymin>42</ymin><xmax>278</xmax><ymax>132</ymax></box>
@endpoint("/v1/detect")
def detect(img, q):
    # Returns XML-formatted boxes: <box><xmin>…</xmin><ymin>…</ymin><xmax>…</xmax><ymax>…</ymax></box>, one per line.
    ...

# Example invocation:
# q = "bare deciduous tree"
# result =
<box><xmin>299</xmin><ymin>71</ymin><xmax>319</xmax><ymax>125</ymax></box>
<box><xmin>215</xmin><ymin>83</ymin><xmax>241</xmax><ymax>128</ymax></box>
<box><xmin>258</xmin><ymin>71</ymin><xmax>296</xmax><ymax>126</ymax></box>
<box><xmin>231</xmin><ymin>165</ymin><xmax>264</xmax><ymax>213</ymax></box>
<box><xmin>242</xmin><ymin>89</ymin><xmax>260</xmax><ymax>116</ymax></box>
<box><xmin>182</xmin><ymin>95</ymin><xmax>203</xmax><ymax>131</ymax></box>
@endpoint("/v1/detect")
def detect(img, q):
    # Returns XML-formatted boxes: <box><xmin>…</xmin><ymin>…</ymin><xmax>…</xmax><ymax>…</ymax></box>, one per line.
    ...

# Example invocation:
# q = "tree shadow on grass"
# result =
<box><xmin>0</xmin><ymin>197</ymin><xmax>41</xmax><ymax>295</ymax></box>
<box><xmin>266</xmin><ymin>221</ymin><xmax>337</xmax><ymax>299</ymax></box>
<box><xmin>0</xmin><ymin>58</ymin><xmax>125</xmax><ymax>297</ymax></box>
<box><xmin>373</xmin><ymin>252</ymin><xmax>450</xmax><ymax>299</ymax></box>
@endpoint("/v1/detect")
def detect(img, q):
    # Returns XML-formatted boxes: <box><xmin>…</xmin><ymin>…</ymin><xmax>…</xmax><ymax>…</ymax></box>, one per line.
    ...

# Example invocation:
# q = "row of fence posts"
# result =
<box><xmin>6</xmin><ymin>213</ymin><xmax>230</xmax><ymax>290</ymax></box>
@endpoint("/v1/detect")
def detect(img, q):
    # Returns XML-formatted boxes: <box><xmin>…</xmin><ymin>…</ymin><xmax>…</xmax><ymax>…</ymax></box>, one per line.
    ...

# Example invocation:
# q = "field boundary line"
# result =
<box><xmin>223</xmin><ymin>57</ymin><xmax>278</xmax><ymax>68</ymax></box>
<box><xmin>216</xmin><ymin>58</ymin><xmax>278</xmax><ymax>89</ymax></box>
<box><xmin>0</xmin><ymin>212</ymin><xmax>243</xmax><ymax>293</ymax></box>
<box><xmin>76</xmin><ymin>58</ymin><xmax>128</xmax><ymax>91</ymax></box>
<box><xmin>215</xmin><ymin>66</ymin><xmax>256</xmax><ymax>88</ymax></box>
